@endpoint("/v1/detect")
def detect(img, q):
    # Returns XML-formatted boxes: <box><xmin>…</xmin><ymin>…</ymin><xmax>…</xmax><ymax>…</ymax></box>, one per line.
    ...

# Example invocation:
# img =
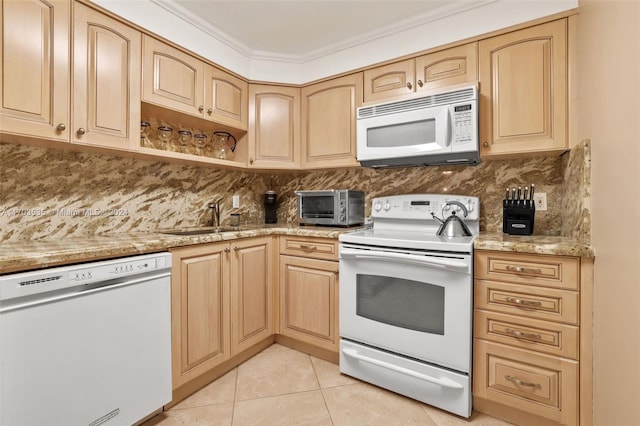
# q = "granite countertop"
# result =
<box><xmin>0</xmin><ymin>225</ymin><xmax>353</xmax><ymax>274</ymax></box>
<box><xmin>0</xmin><ymin>226</ymin><xmax>594</xmax><ymax>275</ymax></box>
<box><xmin>474</xmin><ymin>232</ymin><xmax>594</xmax><ymax>258</ymax></box>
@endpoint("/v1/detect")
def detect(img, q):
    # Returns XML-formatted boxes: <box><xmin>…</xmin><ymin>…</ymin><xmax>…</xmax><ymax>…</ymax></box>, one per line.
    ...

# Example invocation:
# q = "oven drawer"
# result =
<box><xmin>279</xmin><ymin>236</ymin><xmax>338</xmax><ymax>261</ymax></box>
<box><xmin>474</xmin><ymin>280</ymin><xmax>579</xmax><ymax>325</ymax></box>
<box><xmin>475</xmin><ymin>251</ymin><xmax>579</xmax><ymax>290</ymax></box>
<box><xmin>474</xmin><ymin>310</ymin><xmax>579</xmax><ymax>359</ymax></box>
<box><xmin>474</xmin><ymin>339</ymin><xmax>578</xmax><ymax>426</ymax></box>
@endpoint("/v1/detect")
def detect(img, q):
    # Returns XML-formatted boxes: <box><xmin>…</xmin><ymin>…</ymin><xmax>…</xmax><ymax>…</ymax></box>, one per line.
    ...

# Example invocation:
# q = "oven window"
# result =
<box><xmin>367</xmin><ymin>119</ymin><xmax>436</xmax><ymax>148</ymax></box>
<box><xmin>356</xmin><ymin>274</ymin><xmax>444</xmax><ymax>335</ymax></box>
<box><xmin>301</xmin><ymin>196</ymin><xmax>335</xmax><ymax>219</ymax></box>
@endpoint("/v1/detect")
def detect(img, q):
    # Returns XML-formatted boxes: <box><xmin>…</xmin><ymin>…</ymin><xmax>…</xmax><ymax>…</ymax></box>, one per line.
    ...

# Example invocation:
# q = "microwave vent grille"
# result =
<box><xmin>358</xmin><ymin>86</ymin><xmax>476</xmax><ymax>119</ymax></box>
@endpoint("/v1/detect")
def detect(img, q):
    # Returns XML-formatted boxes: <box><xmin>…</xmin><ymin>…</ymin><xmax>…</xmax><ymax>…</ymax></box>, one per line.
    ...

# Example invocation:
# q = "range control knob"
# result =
<box><xmin>466</xmin><ymin>199</ymin><xmax>474</xmax><ymax>212</ymax></box>
<box><xmin>383</xmin><ymin>201</ymin><xmax>391</xmax><ymax>211</ymax></box>
<box><xmin>374</xmin><ymin>201</ymin><xmax>382</xmax><ymax>212</ymax></box>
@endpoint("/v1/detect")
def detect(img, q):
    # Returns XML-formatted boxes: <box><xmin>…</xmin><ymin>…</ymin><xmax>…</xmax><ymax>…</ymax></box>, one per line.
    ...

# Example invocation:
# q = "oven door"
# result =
<box><xmin>339</xmin><ymin>244</ymin><xmax>472</xmax><ymax>373</ymax></box>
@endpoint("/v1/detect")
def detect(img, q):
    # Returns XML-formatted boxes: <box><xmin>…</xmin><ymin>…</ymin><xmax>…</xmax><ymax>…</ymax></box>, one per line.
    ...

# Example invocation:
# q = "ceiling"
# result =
<box><xmin>157</xmin><ymin>0</ymin><xmax>494</xmax><ymax>62</ymax></box>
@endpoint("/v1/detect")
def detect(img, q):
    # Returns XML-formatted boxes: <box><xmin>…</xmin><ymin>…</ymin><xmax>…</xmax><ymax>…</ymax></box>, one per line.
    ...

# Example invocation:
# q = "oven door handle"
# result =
<box><xmin>341</xmin><ymin>248</ymin><xmax>468</xmax><ymax>271</ymax></box>
<box><xmin>342</xmin><ymin>348</ymin><xmax>464</xmax><ymax>389</ymax></box>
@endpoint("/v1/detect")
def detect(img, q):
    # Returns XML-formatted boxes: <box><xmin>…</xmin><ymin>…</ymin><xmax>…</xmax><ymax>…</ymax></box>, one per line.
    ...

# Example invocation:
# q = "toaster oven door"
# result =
<box><xmin>296</xmin><ymin>191</ymin><xmax>339</xmax><ymax>225</ymax></box>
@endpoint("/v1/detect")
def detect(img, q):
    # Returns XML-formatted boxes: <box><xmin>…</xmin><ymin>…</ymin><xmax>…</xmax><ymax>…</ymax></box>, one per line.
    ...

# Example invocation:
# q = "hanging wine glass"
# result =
<box><xmin>140</xmin><ymin>121</ymin><xmax>152</xmax><ymax>148</ymax></box>
<box><xmin>178</xmin><ymin>130</ymin><xmax>192</xmax><ymax>154</ymax></box>
<box><xmin>193</xmin><ymin>133</ymin><xmax>208</xmax><ymax>156</ymax></box>
<box><xmin>157</xmin><ymin>126</ymin><xmax>173</xmax><ymax>151</ymax></box>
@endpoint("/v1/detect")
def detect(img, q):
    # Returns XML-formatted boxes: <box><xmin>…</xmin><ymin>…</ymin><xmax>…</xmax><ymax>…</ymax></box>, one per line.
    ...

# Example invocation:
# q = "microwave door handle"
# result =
<box><xmin>445</xmin><ymin>107</ymin><xmax>452</xmax><ymax>147</ymax></box>
<box><xmin>342</xmin><ymin>348</ymin><xmax>464</xmax><ymax>389</ymax></box>
<box><xmin>341</xmin><ymin>248</ymin><xmax>468</xmax><ymax>271</ymax></box>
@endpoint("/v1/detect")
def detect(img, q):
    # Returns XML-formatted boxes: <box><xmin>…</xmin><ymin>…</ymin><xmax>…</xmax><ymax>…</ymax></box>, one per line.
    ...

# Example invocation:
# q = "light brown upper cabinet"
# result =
<box><xmin>72</xmin><ymin>3</ymin><xmax>141</xmax><ymax>150</ymax></box>
<box><xmin>248</xmin><ymin>84</ymin><xmax>300</xmax><ymax>169</ymax></box>
<box><xmin>142</xmin><ymin>35</ymin><xmax>204</xmax><ymax>118</ymax></box>
<box><xmin>364</xmin><ymin>43</ymin><xmax>477</xmax><ymax>103</ymax></box>
<box><xmin>301</xmin><ymin>73</ymin><xmax>363</xmax><ymax>169</ymax></box>
<box><xmin>479</xmin><ymin>19</ymin><xmax>568</xmax><ymax>158</ymax></box>
<box><xmin>1</xmin><ymin>1</ymin><xmax>140</xmax><ymax>151</ymax></box>
<box><xmin>143</xmin><ymin>36</ymin><xmax>248</xmax><ymax>131</ymax></box>
<box><xmin>1</xmin><ymin>0</ymin><xmax>70</xmax><ymax>141</ymax></box>
<box><xmin>204</xmin><ymin>67</ymin><xmax>248</xmax><ymax>130</ymax></box>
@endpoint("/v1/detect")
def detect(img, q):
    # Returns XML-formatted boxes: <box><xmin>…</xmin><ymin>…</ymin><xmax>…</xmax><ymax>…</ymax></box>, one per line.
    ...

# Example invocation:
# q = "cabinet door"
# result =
<box><xmin>279</xmin><ymin>255</ymin><xmax>339</xmax><ymax>352</ymax></box>
<box><xmin>0</xmin><ymin>0</ymin><xmax>70</xmax><ymax>141</ymax></box>
<box><xmin>171</xmin><ymin>243</ymin><xmax>231</xmax><ymax>389</ymax></box>
<box><xmin>230</xmin><ymin>237</ymin><xmax>274</xmax><ymax>355</ymax></box>
<box><xmin>142</xmin><ymin>35</ymin><xmax>204</xmax><ymax>117</ymax></box>
<box><xmin>415</xmin><ymin>42</ymin><xmax>478</xmax><ymax>94</ymax></box>
<box><xmin>72</xmin><ymin>3</ymin><xmax>140</xmax><ymax>150</ymax></box>
<box><xmin>301</xmin><ymin>73</ymin><xmax>362</xmax><ymax>168</ymax></box>
<box><xmin>204</xmin><ymin>66</ymin><xmax>248</xmax><ymax>130</ymax></box>
<box><xmin>479</xmin><ymin>19</ymin><xmax>567</xmax><ymax>158</ymax></box>
<box><xmin>363</xmin><ymin>59</ymin><xmax>414</xmax><ymax>103</ymax></box>
<box><xmin>248</xmin><ymin>84</ymin><xmax>300</xmax><ymax>169</ymax></box>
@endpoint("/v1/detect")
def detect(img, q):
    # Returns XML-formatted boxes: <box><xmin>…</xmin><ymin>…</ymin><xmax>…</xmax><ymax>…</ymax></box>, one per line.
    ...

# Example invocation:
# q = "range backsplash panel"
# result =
<box><xmin>1</xmin><ymin>142</ymin><xmax>578</xmax><ymax>242</ymax></box>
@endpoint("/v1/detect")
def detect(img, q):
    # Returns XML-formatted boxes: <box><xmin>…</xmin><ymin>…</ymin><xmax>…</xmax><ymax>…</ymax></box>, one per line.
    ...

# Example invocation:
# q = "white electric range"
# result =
<box><xmin>338</xmin><ymin>193</ymin><xmax>479</xmax><ymax>418</ymax></box>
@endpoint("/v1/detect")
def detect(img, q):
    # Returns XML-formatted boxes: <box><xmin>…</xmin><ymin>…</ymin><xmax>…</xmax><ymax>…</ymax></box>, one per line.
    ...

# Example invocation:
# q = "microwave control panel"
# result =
<box><xmin>452</xmin><ymin>103</ymin><xmax>477</xmax><ymax>146</ymax></box>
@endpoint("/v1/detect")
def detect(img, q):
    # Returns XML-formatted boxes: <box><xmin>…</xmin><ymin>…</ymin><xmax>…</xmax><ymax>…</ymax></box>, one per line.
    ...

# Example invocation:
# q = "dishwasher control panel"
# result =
<box><xmin>0</xmin><ymin>252</ymin><xmax>171</xmax><ymax>302</ymax></box>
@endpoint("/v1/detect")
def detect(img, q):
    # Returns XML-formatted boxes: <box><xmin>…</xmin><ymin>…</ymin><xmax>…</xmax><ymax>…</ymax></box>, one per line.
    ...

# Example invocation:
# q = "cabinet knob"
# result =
<box><xmin>234</xmin><ymin>246</ymin><xmax>240</xmax><ymax>251</ymax></box>
<box><xmin>406</xmin><ymin>81</ymin><xmax>413</xmax><ymax>90</ymax></box>
<box><xmin>417</xmin><ymin>80</ymin><xmax>424</xmax><ymax>88</ymax></box>
<box><xmin>77</xmin><ymin>128</ymin><xmax>86</xmax><ymax>135</ymax></box>
<box><xmin>207</xmin><ymin>108</ymin><xmax>213</xmax><ymax>114</ymax></box>
<box><xmin>198</xmin><ymin>105</ymin><xmax>204</xmax><ymax>112</ymax></box>
<box><xmin>249</xmin><ymin>157</ymin><xmax>254</xmax><ymax>164</ymax></box>
<box><xmin>56</xmin><ymin>123</ymin><xmax>66</xmax><ymax>131</ymax></box>
<box><xmin>483</xmin><ymin>142</ymin><xmax>489</xmax><ymax>148</ymax></box>
<box><xmin>224</xmin><ymin>247</ymin><xmax>230</xmax><ymax>253</ymax></box>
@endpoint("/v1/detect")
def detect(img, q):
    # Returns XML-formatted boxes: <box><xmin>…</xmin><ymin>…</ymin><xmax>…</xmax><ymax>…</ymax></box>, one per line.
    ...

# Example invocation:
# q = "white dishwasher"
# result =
<box><xmin>0</xmin><ymin>252</ymin><xmax>173</xmax><ymax>426</ymax></box>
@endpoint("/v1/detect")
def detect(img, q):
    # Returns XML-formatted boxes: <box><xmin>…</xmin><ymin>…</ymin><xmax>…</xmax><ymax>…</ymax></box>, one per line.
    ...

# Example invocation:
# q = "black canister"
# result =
<box><xmin>264</xmin><ymin>191</ymin><xmax>277</xmax><ymax>224</ymax></box>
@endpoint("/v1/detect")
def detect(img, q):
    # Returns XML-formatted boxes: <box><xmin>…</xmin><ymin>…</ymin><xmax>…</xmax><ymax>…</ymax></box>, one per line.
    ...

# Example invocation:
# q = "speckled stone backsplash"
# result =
<box><xmin>1</xmin><ymin>142</ymin><xmax>579</xmax><ymax>242</ymax></box>
<box><xmin>561</xmin><ymin>139</ymin><xmax>591</xmax><ymax>243</ymax></box>
<box><xmin>0</xmin><ymin>143</ymin><xmax>270</xmax><ymax>241</ymax></box>
<box><xmin>272</xmin><ymin>157</ymin><xmax>564</xmax><ymax>234</ymax></box>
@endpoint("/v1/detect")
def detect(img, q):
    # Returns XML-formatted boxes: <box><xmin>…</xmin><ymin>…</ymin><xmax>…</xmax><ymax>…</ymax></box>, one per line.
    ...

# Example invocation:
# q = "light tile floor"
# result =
<box><xmin>143</xmin><ymin>344</ymin><xmax>512</xmax><ymax>426</ymax></box>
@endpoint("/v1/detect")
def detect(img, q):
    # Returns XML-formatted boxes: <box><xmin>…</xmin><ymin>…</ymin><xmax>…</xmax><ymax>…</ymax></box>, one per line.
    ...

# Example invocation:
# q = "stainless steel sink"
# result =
<box><xmin>160</xmin><ymin>227</ymin><xmax>241</xmax><ymax>236</ymax></box>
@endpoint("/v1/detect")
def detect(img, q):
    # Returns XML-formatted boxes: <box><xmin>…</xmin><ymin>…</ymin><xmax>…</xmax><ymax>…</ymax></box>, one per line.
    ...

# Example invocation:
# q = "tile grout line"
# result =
<box><xmin>309</xmin><ymin>355</ymin><xmax>336</xmax><ymax>426</ymax></box>
<box><xmin>231</xmin><ymin>367</ymin><xmax>239</xmax><ymax>426</ymax></box>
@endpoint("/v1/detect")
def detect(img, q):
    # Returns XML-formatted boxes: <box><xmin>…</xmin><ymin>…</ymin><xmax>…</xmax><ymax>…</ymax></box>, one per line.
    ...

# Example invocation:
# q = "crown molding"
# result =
<box><xmin>150</xmin><ymin>0</ymin><xmax>497</xmax><ymax>64</ymax></box>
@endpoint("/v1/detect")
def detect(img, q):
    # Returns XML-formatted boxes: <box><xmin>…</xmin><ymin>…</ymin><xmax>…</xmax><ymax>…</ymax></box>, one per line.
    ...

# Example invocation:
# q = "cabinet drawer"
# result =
<box><xmin>279</xmin><ymin>236</ymin><xmax>338</xmax><ymax>260</ymax></box>
<box><xmin>474</xmin><ymin>310</ymin><xmax>579</xmax><ymax>359</ymax></box>
<box><xmin>476</xmin><ymin>251</ymin><xmax>579</xmax><ymax>290</ymax></box>
<box><xmin>475</xmin><ymin>280</ymin><xmax>579</xmax><ymax>325</ymax></box>
<box><xmin>474</xmin><ymin>340</ymin><xmax>578</xmax><ymax>426</ymax></box>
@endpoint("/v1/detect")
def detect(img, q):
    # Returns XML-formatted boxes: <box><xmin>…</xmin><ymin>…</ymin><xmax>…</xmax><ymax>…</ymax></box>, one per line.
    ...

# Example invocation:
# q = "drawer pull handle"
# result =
<box><xmin>505</xmin><ymin>296</ymin><xmax>542</xmax><ymax>307</ymax></box>
<box><xmin>505</xmin><ymin>265</ymin><xmax>542</xmax><ymax>274</ymax></box>
<box><xmin>505</xmin><ymin>375</ymin><xmax>541</xmax><ymax>389</ymax></box>
<box><xmin>299</xmin><ymin>245</ymin><xmax>317</xmax><ymax>251</ymax></box>
<box><xmin>505</xmin><ymin>328</ymin><xmax>542</xmax><ymax>340</ymax></box>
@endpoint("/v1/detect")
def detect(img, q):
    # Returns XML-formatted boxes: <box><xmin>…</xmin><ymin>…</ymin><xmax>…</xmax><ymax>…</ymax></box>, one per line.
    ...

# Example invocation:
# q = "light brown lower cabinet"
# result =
<box><xmin>277</xmin><ymin>236</ymin><xmax>340</xmax><ymax>361</ymax></box>
<box><xmin>473</xmin><ymin>250</ymin><xmax>593</xmax><ymax>426</ymax></box>
<box><xmin>169</xmin><ymin>237</ymin><xmax>273</xmax><ymax>397</ymax></box>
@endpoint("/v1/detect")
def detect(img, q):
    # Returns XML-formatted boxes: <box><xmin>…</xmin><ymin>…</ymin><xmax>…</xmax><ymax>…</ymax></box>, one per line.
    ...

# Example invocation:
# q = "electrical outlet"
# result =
<box><xmin>533</xmin><ymin>193</ymin><xmax>547</xmax><ymax>211</ymax></box>
<box><xmin>232</xmin><ymin>195</ymin><xmax>240</xmax><ymax>208</ymax></box>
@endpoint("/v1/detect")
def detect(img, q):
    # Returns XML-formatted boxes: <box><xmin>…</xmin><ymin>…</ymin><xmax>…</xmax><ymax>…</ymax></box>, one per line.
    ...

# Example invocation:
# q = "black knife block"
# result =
<box><xmin>503</xmin><ymin>200</ymin><xmax>535</xmax><ymax>235</ymax></box>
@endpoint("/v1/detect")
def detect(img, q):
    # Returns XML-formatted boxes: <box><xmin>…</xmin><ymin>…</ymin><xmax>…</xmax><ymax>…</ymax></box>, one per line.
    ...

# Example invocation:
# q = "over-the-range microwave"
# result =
<box><xmin>356</xmin><ymin>85</ymin><xmax>480</xmax><ymax>168</ymax></box>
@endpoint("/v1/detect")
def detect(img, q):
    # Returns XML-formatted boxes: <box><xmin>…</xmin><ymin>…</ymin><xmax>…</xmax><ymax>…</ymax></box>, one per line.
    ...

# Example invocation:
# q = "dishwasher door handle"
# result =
<box><xmin>0</xmin><ymin>271</ymin><xmax>170</xmax><ymax>313</ymax></box>
<box><xmin>340</xmin><ymin>248</ymin><xmax>469</xmax><ymax>271</ymax></box>
<box><xmin>342</xmin><ymin>348</ymin><xmax>464</xmax><ymax>389</ymax></box>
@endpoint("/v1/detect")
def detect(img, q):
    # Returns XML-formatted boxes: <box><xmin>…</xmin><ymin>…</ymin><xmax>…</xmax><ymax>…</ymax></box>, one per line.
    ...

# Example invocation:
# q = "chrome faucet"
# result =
<box><xmin>208</xmin><ymin>199</ymin><xmax>221</xmax><ymax>227</ymax></box>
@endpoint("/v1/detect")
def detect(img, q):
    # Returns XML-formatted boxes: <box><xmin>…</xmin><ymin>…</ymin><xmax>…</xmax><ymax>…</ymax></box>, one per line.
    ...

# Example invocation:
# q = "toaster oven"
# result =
<box><xmin>295</xmin><ymin>190</ymin><xmax>365</xmax><ymax>227</ymax></box>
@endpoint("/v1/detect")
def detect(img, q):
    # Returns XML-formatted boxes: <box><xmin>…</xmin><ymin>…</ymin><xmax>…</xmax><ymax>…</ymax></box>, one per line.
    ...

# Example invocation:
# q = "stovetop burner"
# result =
<box><xmin>339</xmin><ymin>194</ymin><xmax>480</xmax><ymax>253</ymax></box>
